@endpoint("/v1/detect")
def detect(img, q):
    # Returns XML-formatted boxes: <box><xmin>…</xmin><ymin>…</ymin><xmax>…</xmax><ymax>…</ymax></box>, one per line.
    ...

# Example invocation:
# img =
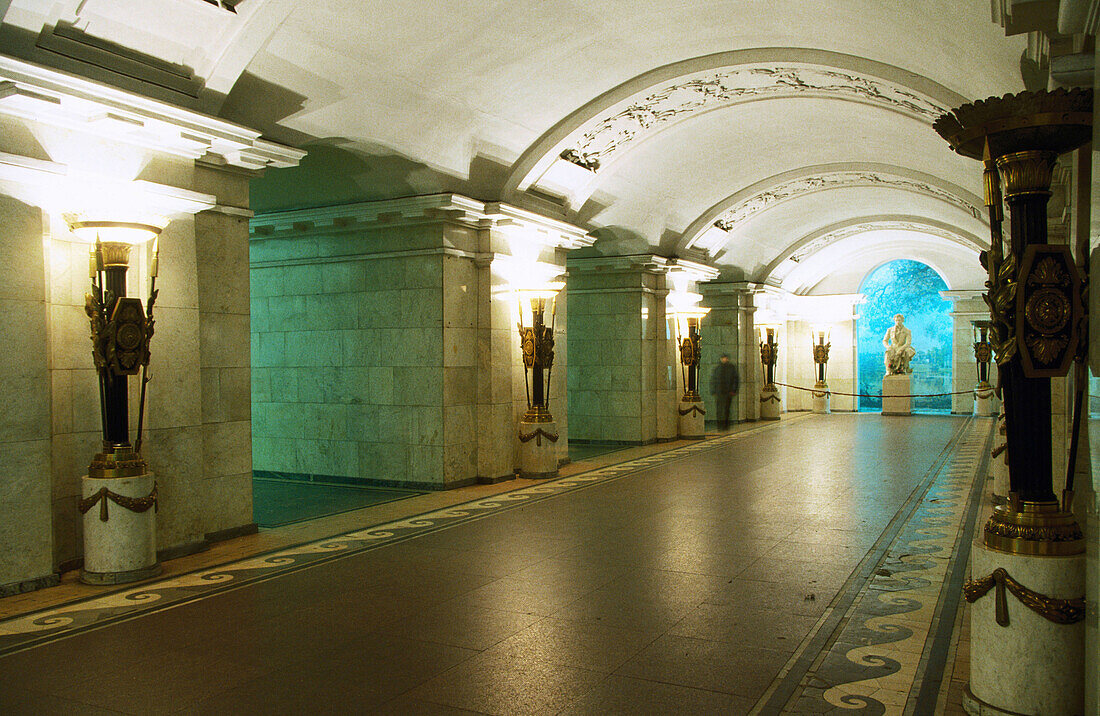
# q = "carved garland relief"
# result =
<box><xmin>559</xmin><ymin>65</ymin><xmax>948</xmax><ymax>171</ymax></box>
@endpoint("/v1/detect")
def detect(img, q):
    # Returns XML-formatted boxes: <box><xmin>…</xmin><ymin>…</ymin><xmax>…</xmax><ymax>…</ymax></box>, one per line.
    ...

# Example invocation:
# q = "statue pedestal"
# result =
<box><xmin>81</xmin><ymin>473</ymin><xmax>160</xmax><ymax>585</ymax></box>
<box><xmin>677</xmin><ymin>398</ymin><xmax>705</xmax><ymax>438</ymax></box>
<box><xmin>966</xmin><ymin>541</ymin><xmax>1084</xmax><ymax>715</ymax></box>
<box><xmin>759</xmin><ymin>387</ymin><xmax>781</xmax><ymax>420</ymax></box>
<box><xmin>882</xmin><ymin>374</ymin><xmax>911</xmax><ymax>416</ymax></box>
<box><xmin>975</xmin><ymin>385</ymin><xmax>996</xmax><ymax>416</ymax></box>
<box><xmin>811</xmin><ymin>382</ymin><xmax>830</xmax><ymax>415</ymax></box>
<box><xmin>517</xmin><ymin>420</ymin><xmax>559</xmax><ymax>478</ymax></box>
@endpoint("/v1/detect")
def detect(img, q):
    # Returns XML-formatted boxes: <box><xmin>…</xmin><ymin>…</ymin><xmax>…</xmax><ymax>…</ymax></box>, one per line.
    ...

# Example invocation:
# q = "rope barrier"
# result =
<box><xmin>770</xmin><ymin>381</ymin><xmax>983</xmax><ymax>400</ymax></box>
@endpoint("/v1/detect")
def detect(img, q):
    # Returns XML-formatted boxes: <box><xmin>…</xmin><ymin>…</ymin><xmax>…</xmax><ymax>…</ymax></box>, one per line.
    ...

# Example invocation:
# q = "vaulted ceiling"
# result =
<box><xmin>1</xmin><ymin>0</ymin><xmax>1029</xmax><ymax>292</ymax></box>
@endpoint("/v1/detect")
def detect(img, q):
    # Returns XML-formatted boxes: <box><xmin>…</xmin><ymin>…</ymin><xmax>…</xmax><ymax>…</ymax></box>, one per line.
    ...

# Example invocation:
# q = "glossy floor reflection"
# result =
<box><xmin>252</xmin><ymin>477</ymin><xmax>423</xmax><ymax>527</ymax></box>
<box><xmin>0</xmin><ymin>414</ymin><xmax>983</xmax><ymax>714</ymax></box>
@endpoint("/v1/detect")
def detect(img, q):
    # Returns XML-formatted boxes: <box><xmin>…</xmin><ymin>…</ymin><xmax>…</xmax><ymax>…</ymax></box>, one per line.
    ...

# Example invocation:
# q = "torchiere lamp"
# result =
<box><xmin>810</xmin><ymin>325</ymin><xmax>831</xmax><ymax>414</ymax></box>
<box><xmin>935</xmin><ymin>88</ymin><xmax>1091</xmax><ymax>715</ymax></box>
<box><xmin>972</xmin><ymin>320</ymin><xmax>995</xmax><ymax>415</ymax></box>
<box><xmin>70</xmin><ymin>219</ymin><xmax>163</xmax><ymax>584</ymax></box>
<box><xmin>671</xmin><ymin>304</ymin><xmax>709</xmax><ymax>438</ymax></box>
<box><xmin>758</xmin><ymin>324</ymin><xmax>781</xmax><ymax>420</ymax></box>
<box><xmin>515</xmin><ymin>281</ymin><xmax>563</xmax><ymax>478</ymax></box>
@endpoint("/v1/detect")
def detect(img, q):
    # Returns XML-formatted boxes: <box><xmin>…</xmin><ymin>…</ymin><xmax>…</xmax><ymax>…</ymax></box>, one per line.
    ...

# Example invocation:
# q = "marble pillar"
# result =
<box><xmin>517</xmin><ymin>419</ymin><xmax>559</xmax><ymax>478</ymax></box>
<box><xmin>760</xmin><ymin>387</ymin><xmax>782</xmax><ymax>420</ymax></box>
<box><xmin>967</xmin><ymin>543</ymin><xmax>1085</xmax><ymax>715</ymax></box>
<box><xmin>566</xmin><ymin>256</ymin><xmax>675</xmax><ymax>444</ymax></box>
<box><xmin>677</xmin><ymin>398</ymin><xmax>706</xmax><ymax>438</ymax></box>
<box><xmin>80</xmin><ymin>472</ymin><xmax>160</xmax><ymax>584</ymax></box>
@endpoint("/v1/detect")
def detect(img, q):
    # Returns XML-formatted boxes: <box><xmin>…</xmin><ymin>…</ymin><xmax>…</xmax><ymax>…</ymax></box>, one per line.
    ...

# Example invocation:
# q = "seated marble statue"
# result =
<box><xmin>883</xmin><ymin>313</ymin><xmax>916</xmax><ymax>375</ymax></box>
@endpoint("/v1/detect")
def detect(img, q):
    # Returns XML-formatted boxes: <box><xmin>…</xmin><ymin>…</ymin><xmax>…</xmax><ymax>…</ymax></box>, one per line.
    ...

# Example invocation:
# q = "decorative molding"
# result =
<box><xmin>250</xmin><ymin>193</ymin><xmax>596</xmax><ymax>249</ymax></box>
<box><xmin>759</xmin><ymin>216</ymin><xmax>987</xmax><ymax>287</ymax></box>
<box><xmin>557</xmin><ymin>65</ymin><xmax>949</xmax><ymax>173</ymax></box>
<box><xmin>709</xmin><ymin>171</ymin><xmax>983</xmax><ymax>236</ymax></box>
<box><xmin>0</xmin><ymin>55</ymin><xmax>304</xmax><ymax>170</ymax></box>
<box><xmin>505</xmin><ymin>49</ymin><xmax>967</xmax><ymax>202</ymax></box>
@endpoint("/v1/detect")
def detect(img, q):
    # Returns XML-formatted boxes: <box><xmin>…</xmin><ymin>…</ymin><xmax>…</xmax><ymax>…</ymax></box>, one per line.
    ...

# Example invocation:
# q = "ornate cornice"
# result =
<box><xmin>0</xmin><ymin>55</ymin><xmax>304</xmax><ymax>170</ymax></box>
<box><xmin>250</xmin><ymin>193</ymin><xmax>595</xmax><ymax>248</ymax></box>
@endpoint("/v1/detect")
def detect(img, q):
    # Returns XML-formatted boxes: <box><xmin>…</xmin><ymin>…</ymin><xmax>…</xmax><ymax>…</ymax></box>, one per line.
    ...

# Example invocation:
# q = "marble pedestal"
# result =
<box><xmin>677</xmin><ymin>398</ymin><xmax>705</xmax><ymax>438</ymax></box>
<box><xmin>811</xmin><ymin>382</ymin><xmax>830</xmax><ymax>415</ymax></box>
<box><xmin>882</xmin><ymin>374</ymin><xmax>911</xmax><ymax>416</ymax></box>
<box><xmin>517</xmin><ymin>420</ymin><xmax>559</xmax><ymax>478</ymax></box>
<box><xmin>974</xmin><ymin>386</ymin><xmax>996</xmax><ymax>416</ymax></box>
<box><xmin>760</xmin><ymin>388</ymin><xmax>781</xmax><ymax>420</ymax></box>
<box><xmin>81</xmin><ymin>473</ymin><xmax>160</xmax><ymax>585</ymax></box>
<box><xmin>966</xmin><ymin>541</ymin><xmax>1084</xmax><ymax>715</ymax></box>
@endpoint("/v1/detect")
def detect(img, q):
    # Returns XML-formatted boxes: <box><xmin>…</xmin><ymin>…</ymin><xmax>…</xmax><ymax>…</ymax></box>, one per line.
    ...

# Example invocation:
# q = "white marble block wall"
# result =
<box><xmin>0</xmin><ymin>196</ymin><xmax>54</xmax><ymax>591</ymax></box>
<box><xmin>699</xmin><ymin>288</ymin><xmax>739</xmax><ymax>425</ymax></box>
<box><xmin>566</xmin><ymin>257</ymin><xmax>668</xmax><ymax>444</ymax></box>
<box><xmin>251</xmin><ymin>198</ymin><xmax>576</xmax><ymax>487</ymax></box>
<box><xmin>250</xmin><ymin>235</ymin><xmax>447</xmax><ymax>488</ymax></box>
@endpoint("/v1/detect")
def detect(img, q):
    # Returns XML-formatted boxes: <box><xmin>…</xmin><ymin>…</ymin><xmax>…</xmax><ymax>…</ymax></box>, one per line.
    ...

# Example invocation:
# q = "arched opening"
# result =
<box><xmin>857</xmin><ymin>259</ymin><xmax>952</xmax><ymax>412</ymax></box>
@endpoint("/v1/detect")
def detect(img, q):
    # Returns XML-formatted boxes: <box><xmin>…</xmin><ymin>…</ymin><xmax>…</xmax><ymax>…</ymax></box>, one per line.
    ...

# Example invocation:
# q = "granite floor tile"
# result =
<box><xmin>376</xmin><ymin>602</ymin><xmax>542</xmax><ymax>650</ymax></box>
<box><xmin>477</xmin><ymin>616</ymin><xmax>658</xmax><ymax>673</ymax></box>
<box><xmin>407</xmin><ymin>651</ymin><xmax>605</xmax><ymax>714</ymax></box>
<box><xmin>668</xmin><ymin>603</ymin><xmax>821</xmax><ymax>652</ymax></box>
<box><xmin>0</xmin><ymin>415</ymin><xmax>975</xmax><ymax>715</ymax></box>
<box><xmin>561</xmin><ymin>674</ymin><xmax>753</xmax><ymax>715</ymax></box>
<box><xmin>615</xmin><ymin>633</ymin><xmax>789</xmax><ymax>699</ymax></box>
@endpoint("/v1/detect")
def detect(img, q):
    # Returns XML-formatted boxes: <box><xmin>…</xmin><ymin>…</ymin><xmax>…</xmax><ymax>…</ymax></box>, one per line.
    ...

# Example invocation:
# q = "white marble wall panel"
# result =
<box><xmin>0</xmin><ymin>196</ymin><xmax>53</xmax><ymax>590</ymax></box>
<box><xmin>699</xmin><ymin>289</ymin><xmax>740</xmax><ymax>426</ymax></box>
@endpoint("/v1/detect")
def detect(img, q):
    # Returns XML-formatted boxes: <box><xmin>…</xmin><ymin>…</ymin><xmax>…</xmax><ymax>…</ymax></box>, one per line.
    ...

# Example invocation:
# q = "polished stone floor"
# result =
<box><xmin>0</xmin><ymin>414</ymin><xmax>989</xmax><ymax>714</ymax></box>
<box><xmin>252</xmin><ymin>478</ymin><xmax>423</xmax><ymax>527</ymax></box>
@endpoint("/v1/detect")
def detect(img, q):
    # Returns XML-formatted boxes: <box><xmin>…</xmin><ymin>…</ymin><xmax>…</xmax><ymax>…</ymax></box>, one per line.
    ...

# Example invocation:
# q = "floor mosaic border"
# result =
<box><xmin>0</xmin><ymin>416</ymin><xmax>811</xmax><ymax>657</ymax></box>
<box><xmin>752</xmin><ymin>416</ymin><xmax>993</xmax><ymax>715</ymax></box>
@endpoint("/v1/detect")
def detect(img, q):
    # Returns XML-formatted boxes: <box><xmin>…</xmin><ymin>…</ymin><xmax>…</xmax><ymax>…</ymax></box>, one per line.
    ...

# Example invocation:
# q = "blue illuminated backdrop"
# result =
<box><xmin>857</xmin><ymin>260</ymin><xmax>953</xmax><ymax>412</ymax></box>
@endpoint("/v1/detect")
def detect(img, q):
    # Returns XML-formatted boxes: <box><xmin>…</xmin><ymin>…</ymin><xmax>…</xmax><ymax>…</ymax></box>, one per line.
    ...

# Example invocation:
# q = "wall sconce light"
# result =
<box><xmin>672</xmin><ymin>307</ymin><xmax>710</xmax><ymax>401</ymax></box>
<box><xmin>757</xmin><ymin>324</ymin><xmax>779</xmax><ymax>389</ymax></box>
<box><xmin>757</xmin><ymin>324</ymin><xmax>781</xmax><ymax>420</ymax></box>
<box><xmin>69</xmin><ymin>217</ymin><xmax>165</xmax><ymax>584</ymax></box>
<box><xmin>668</xmin><ymin>292</ymin><xmax>709</xmax><ymax>439</ymax></box>
<box><xmin>515</xmin><ymin>280</ymin><xmax>564</xmax><ymax>478</ymax></box>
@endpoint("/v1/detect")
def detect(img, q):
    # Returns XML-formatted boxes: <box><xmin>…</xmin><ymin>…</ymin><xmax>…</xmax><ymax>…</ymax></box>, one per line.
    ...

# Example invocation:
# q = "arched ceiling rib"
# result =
<box><xmin>758</xmin><ymin>215</ymin><xmax>988</xmax><ymax>288</ymax></box>
<box><xmin>676</xmin><ymin>163</ymin><xmax>986</xmax><ymax>258</ymax></box>
<box><xmin>505</xmin><ymin>48</ymin><xmax>968</xmax><ymax>205</ymax></box>
<box><xmin>788</xmin><ymin>230</ymin><xmax>985</xmax><ymax>295</ymax></box>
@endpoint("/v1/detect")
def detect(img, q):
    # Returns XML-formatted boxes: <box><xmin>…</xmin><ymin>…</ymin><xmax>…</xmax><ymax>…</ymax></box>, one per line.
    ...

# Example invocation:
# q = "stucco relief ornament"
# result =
<box><xmin>883</xmin><ymin>313</ymin><xmax>916</xmax><ymax>374</ymax></box>
<box><xmin>560</xmin><ymin>66</ymin><xmax>948</xmax><ymax>171</ymax></box>
<box><xmin>710</xmin><ymin>172</ymin><xmax>982</xmax><ymax>233</ymax></box>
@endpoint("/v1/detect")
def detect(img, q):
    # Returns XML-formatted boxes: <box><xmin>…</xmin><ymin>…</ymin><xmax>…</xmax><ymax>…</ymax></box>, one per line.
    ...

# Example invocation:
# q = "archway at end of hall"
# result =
<box><xmin>857</xmin><ymin>259</ymin><xmax>952</xmax><ymax>413</ymax></box>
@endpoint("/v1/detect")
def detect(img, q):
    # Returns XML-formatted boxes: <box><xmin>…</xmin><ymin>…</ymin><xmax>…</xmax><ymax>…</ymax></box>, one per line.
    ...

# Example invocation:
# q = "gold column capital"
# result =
<box><xmin>994</xmin><ymin>150</ymin><xmax>1057</xmax><ymax>199</ymax></box>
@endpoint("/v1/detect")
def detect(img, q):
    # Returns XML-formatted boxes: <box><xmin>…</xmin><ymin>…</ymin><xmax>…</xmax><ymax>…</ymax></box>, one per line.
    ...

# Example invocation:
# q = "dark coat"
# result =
<box><xmin>710</xmin><ymin>362</ymin><xmax>739</xmax><ymax>396</ymax></box>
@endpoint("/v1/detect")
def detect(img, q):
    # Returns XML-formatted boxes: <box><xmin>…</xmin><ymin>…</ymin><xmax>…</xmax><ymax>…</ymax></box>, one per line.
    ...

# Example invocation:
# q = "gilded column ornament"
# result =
<box><xmin>964</xmin><ymin>567</ymin><xmax>1085</xmax><ymax>627</ymax></box>
<box><xmin>516</xmin><ymin>287</ymin><xmax>561</xmax><ymax>427</ymax></box>
<box><xmin>758</xmin><ymin>327</ymin><xmax>778</xmax><ymax>390</ymax></box>
<box><xmin>934</xmin><ymin>88</ymin><xmax>1092</xmax><ymax>557</ymax></box>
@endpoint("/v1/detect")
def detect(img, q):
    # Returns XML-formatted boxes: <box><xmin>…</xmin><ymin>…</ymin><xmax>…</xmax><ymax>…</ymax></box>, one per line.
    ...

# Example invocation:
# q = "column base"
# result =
<box><xmin>677</xmin><ymin>397</ymin><xmax>705</xmax><ymax>438</ymax></box>
<box><xmin>517</xmin><ymin>419</ymin><xmax>559</xmax><ymax>479</ymax></box>
<box><xmin>811</xmin><ymin>382</ymin><xmax>830</xmax><ymax>414</ymax></box>
<box><xmin>974</xmin><ymin>387</ymin><xmax>996</xmax><ymax>417</ymax></box>
<box><xmin>80</xmin><ymin>472</ymin><xmax>158</xmax><ymax>585</ymax></box>
<box><xmin>759</xmin><ymin>388</ymin><xmax>781</xmax><ymax>420</ymax></box>
<box><xmin>882</xmin><ymin>374</ymin><xmax>911</xmax><ymax>415</ymax></box>
<box><xmin>968</xmin><ymin>540</ymin><xmax>1085</xmax><ymax>715</ymax></box>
